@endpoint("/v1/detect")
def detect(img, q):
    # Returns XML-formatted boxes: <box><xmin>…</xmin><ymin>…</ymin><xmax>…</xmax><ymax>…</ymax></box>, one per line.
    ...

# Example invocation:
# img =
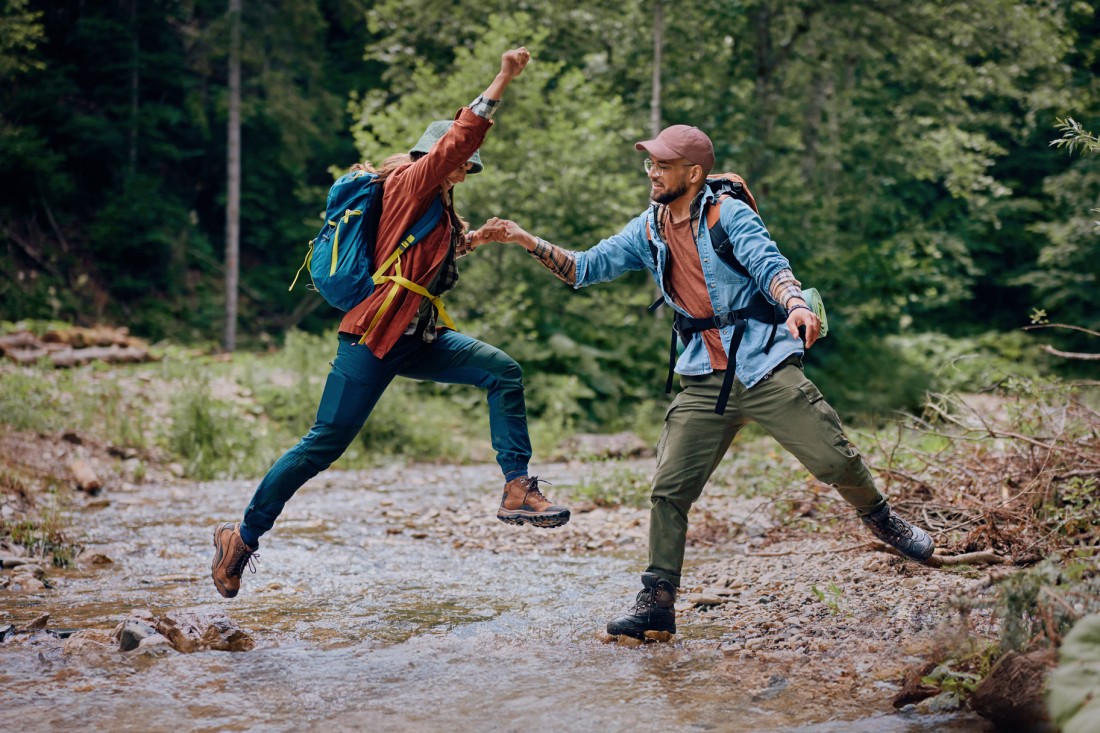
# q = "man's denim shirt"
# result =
<box><xmin>574</xmin><ymin>190</ymin><xmax>803</xmax><ymax>390</ymax></box>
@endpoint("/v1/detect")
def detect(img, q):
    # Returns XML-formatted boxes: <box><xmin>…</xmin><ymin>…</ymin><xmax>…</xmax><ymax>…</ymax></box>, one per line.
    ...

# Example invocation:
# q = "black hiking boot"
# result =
<box><xmin>606</xmin><ymin>572</ymin><xmax>677</xmax><ymax>639</ymax></box>
<box><xmin>861</xmin><ymin>504</ymin><xmax>935</xmax><ymax>562</ymax></box>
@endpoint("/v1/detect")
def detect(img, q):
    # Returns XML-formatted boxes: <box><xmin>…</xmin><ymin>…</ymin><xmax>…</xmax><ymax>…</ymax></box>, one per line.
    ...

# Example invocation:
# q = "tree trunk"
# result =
<box><xmin>224</xmin><ymin>0</ymin><xmax>242</xmax><ymax>352</ymax></box>
<box><xmin>129</xmin><ymin>0</ymin><xmax>139</xmax><ymax>177</ymax></box>
<box><xmin>650</xmin><ymin>0</ymin><xmax>665</xmax><ymax>311</ymax></box>
<box><xmin>650</xmin><ymin>0</ymin><xmax>664</xmax><ymax>138</ymax></box>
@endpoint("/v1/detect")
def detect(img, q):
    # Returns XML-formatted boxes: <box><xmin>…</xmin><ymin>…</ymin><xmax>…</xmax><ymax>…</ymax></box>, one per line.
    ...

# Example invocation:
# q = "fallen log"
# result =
<box><xmin>48</xmin><ymin>345</ymin><xmax>150</xmax><ymax>368</ymax></box>
<box><xmin>0</xmin><ymin>331</ymin><xmax>40</xmax><ymax>353</ymax></box>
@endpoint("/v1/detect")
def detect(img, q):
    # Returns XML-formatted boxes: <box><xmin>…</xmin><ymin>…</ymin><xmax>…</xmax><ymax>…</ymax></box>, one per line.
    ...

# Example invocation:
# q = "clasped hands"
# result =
<box><xmin>465</xmin><ymin>217</ymin><xmax>531</xmax><ymax>249</ymax></box>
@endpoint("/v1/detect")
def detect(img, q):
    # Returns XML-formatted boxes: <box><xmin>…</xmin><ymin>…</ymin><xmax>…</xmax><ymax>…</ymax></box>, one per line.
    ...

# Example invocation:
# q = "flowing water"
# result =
<box><xmin>1</xmin><ymin>462</ymin><xmax>991</xmax><ymax>732</ymax></box>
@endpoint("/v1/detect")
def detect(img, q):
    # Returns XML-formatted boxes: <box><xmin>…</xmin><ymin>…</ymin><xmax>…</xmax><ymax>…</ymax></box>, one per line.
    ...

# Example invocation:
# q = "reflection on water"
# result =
<box><xmin>0</xmin><ymin>466</ymin><xmax>991</xmax><ymax>733</ymax></box>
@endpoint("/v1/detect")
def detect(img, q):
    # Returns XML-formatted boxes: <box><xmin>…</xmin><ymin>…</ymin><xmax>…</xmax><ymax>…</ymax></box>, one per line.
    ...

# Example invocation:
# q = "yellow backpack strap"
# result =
<box><xmin>288</xmin><ymin>239</ymin><xmax>316</xmax><ymax>292</ymax></box>
<box><xmin>358</xmin><ymin>266</ymin><xmax>457</xmax><ymax>343</ymax></box>
<box><xmin>385</xmin><ymin>276</ymin><xmax>455</xmax><ymax>330</ymax></box>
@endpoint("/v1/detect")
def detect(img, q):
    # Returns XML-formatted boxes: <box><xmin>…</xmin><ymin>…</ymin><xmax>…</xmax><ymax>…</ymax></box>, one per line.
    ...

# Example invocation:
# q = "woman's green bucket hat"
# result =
<box><xmin>409</xmin><ymin>120</ymin><xmax>484</xmax><ymax>174</ymax></box>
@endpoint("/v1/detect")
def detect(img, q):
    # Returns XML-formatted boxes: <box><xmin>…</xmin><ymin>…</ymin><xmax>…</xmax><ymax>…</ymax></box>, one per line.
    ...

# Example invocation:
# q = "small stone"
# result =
<box><xmin>20</xmin><ymin>613</ymin><xmax>50</xmax><ymax>631</ymax></box>
<box><xmin>137</xmin><ymin>633</ymin><xmax>175</xmax><ymax>653</ymax></box>
<box><xmin>9</xmin><ymin>576</ymin><xmax>39</xmax><ymax>592</ymax></box>
<box><xmin>643</xmin><ymin>630</ymin><xmax>673</xmax><ymax>643</ymax></box>
<box><xmin>118</xmin><ymin>620</ymin><xmax>157</xmax><ymax>651</ymax></box>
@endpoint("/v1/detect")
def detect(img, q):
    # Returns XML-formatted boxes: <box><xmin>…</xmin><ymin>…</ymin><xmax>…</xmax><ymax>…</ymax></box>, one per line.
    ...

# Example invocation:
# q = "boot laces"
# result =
<box><xmin>869</xmin><ymin>509</ymin><xmax>915</xmax><ymax>542</ymax></box>
<box><xmin>228</xmin><ymin>545</ymin><xmax>260</xmax><ymax>579</ymax></box>
<box><xmin>523</xmin><ymin>475</ymin><xmax>551</xmax><ymax>504</ymax></box>
<box><xmin>631</xmin><ymin>586</ymin><xmax>659</xmax><ymax>614</ymax></box>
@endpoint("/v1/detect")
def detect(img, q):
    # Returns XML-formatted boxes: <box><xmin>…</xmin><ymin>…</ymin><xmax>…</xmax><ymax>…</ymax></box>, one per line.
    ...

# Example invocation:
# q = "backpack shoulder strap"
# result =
<box><xmin>370</xmin><ymin>195</ymin><xmax>445</xmax><ymax>279</ymax></box>
<box><xmin>706</xmin><ymin>195</ymin><xmax>749</xmax><ymax>278</ymax></box>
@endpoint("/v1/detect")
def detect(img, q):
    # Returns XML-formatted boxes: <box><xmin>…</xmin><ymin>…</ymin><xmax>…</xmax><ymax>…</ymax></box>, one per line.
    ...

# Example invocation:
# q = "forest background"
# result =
<box><xmin>1</xmin><ymin>0</ymin><xmax>1098</xmax><ymax>435</ymax></box>
<box><xmin>2</xmin><ymin>5</ymin><xmax>1099</xmax><ymax>725</ymax></box>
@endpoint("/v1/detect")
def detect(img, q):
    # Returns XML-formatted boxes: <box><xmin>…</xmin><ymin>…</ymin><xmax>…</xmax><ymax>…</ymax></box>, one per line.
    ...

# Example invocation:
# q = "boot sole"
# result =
<box><xmin>496</xmin><ymin>510</ymin><xmax>571</xmax><ymax>529</ymax></box>
<box><xmin>606</xmin><ymin>624</ymin><xmax>677</xmax><ymax>640</ymax></box>
<box><xmin>211</xmin><ymin>524</ymin><xmax>239</xmax><ymax>599</ymax></box>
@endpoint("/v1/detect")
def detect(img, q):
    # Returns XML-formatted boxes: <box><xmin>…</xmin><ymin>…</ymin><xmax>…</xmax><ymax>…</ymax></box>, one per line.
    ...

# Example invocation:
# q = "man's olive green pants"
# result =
<box><xmin>648</xmin><ymin>358</ymin><xmax>886</xmax><ymax>587</ymax></box>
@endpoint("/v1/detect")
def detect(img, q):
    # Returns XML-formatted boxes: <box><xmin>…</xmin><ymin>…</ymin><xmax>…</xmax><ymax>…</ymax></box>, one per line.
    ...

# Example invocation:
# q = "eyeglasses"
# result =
<box><xmin>643</xmin><ymin>158</ymin><xmax>697</xmax><ymax>174</ymax></box>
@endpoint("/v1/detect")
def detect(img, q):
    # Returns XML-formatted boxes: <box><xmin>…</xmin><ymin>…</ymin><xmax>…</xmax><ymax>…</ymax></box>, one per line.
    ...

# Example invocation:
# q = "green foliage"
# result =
<box><xmin>0</xmin><ymin>367</ymin><xmax>64</xmax><ymax>432</ymax></box>
<box><xmin>1048</xmin><ymin>613</ymin><xmax>1100</xmax><ymax>733</ymax></box>
<box><xmin>2</xmin><ymin>485</ymin><xmax>79</xmax><ymax>568</ymax></box>
<box><xmin>810</xmin><ymin>582</ymin><xmax>845</xmax><ymax>616</ymax></box>
<box><xmin>887</xmin><ymin>330</ymin><xmax>1047</xmax><ymax>393</ymax></box>
<box><xmin>2</xmin><ymin>0</ymin><xmax>1099</xmax><ymax>421</ymax></box>
<box><xmin>167</xmin><ymin>374</ymin><xmax>276</xmax><ymax>480</ymax></box>
<box><xmin>568</xmin><ymin>463</ymin><xmax>652</xmax><ymax>509</ymax></box>
<box><xmin>1051</xmin><ymin>118</ymin><xmax>1100</xmax><ymax>156</ymax></box>
<box><xmin>1052</xmin><ymin>477</ymin><xmax>1100</xmax><ymax>539</ymax></box>
<box><xmin>920</xmin><ymin>645</ymin><xmax>998</xmax><ymax>697</ymax></box>
<box><xmin>0</xmin><ymin>0</ymin><xmax>44</xmax><ymax>78</ymax></box>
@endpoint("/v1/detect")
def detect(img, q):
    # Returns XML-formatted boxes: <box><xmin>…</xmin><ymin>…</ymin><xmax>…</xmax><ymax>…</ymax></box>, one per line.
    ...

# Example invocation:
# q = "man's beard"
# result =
<box><xmin>651</xmin><ymin>180</ymin><xmax>688</xmax><ymax>204</ymax></box>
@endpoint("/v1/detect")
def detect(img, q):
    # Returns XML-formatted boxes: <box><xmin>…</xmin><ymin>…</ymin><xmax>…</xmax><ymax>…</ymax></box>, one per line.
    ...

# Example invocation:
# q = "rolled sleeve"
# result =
<box><xmin>469</xmin><ymin>95</ymin><xmax>500</xmax><ymax>120</ymax></box>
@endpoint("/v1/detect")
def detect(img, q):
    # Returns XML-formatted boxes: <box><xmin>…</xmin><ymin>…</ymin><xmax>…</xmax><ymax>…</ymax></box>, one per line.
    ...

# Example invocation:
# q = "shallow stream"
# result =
<box><xmin>1</xmin><ymin>462</ymin><xmax>991</xmax><ymax>732</ymax></box>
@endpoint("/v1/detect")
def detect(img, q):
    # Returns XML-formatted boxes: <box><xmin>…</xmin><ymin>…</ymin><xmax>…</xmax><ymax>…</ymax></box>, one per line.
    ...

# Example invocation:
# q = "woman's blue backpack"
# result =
<box><xmin>290</xmin><ymin>170</ymin><xmax>442</xmax><ymax>311</ymax></box>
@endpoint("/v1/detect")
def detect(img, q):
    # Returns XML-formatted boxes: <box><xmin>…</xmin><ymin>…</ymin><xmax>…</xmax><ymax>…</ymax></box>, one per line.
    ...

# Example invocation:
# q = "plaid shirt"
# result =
<box><xmin>404</xmin><ymin>95</ymin><xmax>498</xmax><ymax>342</ymax></box>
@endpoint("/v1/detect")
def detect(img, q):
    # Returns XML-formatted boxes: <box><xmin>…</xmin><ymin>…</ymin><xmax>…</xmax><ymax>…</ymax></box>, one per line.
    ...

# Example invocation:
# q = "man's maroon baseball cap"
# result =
<box><xmin>635</xmin><ymin>125</ymin><xmax>715</xmax><ymax>173</ymax></box>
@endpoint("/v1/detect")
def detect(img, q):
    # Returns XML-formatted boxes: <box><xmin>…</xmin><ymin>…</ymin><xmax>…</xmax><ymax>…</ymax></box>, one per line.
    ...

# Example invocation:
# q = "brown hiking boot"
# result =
<box><xmin>211</xmin><ymin>522</ymin><xmax>259</xmax><ymax>598</ymax></box>
<box><xmin>496</xmin><ymin>475</ymin><xmax>570</xmax><ymax>528</ymax></box>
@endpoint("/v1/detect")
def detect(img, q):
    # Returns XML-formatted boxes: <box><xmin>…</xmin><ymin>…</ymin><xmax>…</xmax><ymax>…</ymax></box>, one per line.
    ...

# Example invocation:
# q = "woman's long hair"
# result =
<box><xmin>349</xmin><ymin>153</ymin><xmax>409</xmax><ymax>181</ymax></box>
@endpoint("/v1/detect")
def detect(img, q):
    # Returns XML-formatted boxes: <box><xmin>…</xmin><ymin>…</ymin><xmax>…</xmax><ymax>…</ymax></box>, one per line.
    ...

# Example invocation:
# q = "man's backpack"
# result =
<box><xmin>646</xmin><ymin>173</ymin><xmax>827</xmax><ymax>415</ymax></box>
<box><xmin>289</xmin><ymin>169</ymin><xmax>443</xmax><ymax>312</ymax></box>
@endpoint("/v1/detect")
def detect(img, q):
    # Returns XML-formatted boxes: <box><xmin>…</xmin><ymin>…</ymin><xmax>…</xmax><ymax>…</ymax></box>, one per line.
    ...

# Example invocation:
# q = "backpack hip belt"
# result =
<box><xmin>663</xmin><ymin>292</ymin><xmax>785</xmax><ymax>415</ymax></box>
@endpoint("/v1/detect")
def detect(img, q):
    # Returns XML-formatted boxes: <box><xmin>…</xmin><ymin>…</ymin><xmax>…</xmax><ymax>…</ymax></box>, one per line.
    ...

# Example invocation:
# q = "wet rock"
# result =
<box><xmin>155</xmin><ymin>611</ymin><xmax>255</xmax><ymax>653</ymax></box>
<box><xmin>117</xmin><ymin>620</ymin><xmax>158</xmax><ymax>651</ymax></box>
<box><xmin>643</xmin><ymin>630</ymin><xmax>673</xmax><ymax>643</ymax></box>
<box><xmin>0</xmin><ymin>555</ymin><xmax>34</xmax><ymax>568</ymax></box>
<box><xmin>685</xmin><ymin>593</ymin><xmax>730</xmax><ymax>607</ymax></box>
<box><xmin>970</xmin><ymin>649</ymin><xmax>1057</xmax><ymax>732</ymax></box>
<box><xmin>70</xmin><ymin>459</ymin><xmax>102</xmax><ymax>493</ymax></box>
<box><xmin>62</xmin><ymin>629</ymin><xmax>115</xmax><ymax>655</ymax></box>
<box><xmin>751</xmin><ymin>674</ymin><xmax>788</xmax><ymax>701</ymax></box>
<box><xmin>16</xmin><ymin>563</ymin><xmax>46</xmax><ymax>579</ymax></box>
<box><xmin>19</xmin><ymin>613</ymin><xmax>50</xmax><ymax>631</ymax></box>
<box><xmin>48</xmin><ymin>628</ymin><xmax>81</xmax><ymax>639</ymax></box>
<box><xmin>0</xmin><ymin>623</ymin><xmax>14</xmax><ymax>641</ymax></box>
<box><xmin>892</xmin><ymin>660</ymin><xmax>939</xmax><ymax>708</ymax></box>
<box><xmin>82</xmin><ymin>553</ymin><xmax>114</xmax><ymax>566</ymax></box>
<box><xmin>137</xmin><ymin>633</ymin><xmax>175</xmax><ymax>654</ymax></box>
<box><xmin>9</xmin><ymin>574</ymin><xmax>47</xmax><ymax>592</ymax></box>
